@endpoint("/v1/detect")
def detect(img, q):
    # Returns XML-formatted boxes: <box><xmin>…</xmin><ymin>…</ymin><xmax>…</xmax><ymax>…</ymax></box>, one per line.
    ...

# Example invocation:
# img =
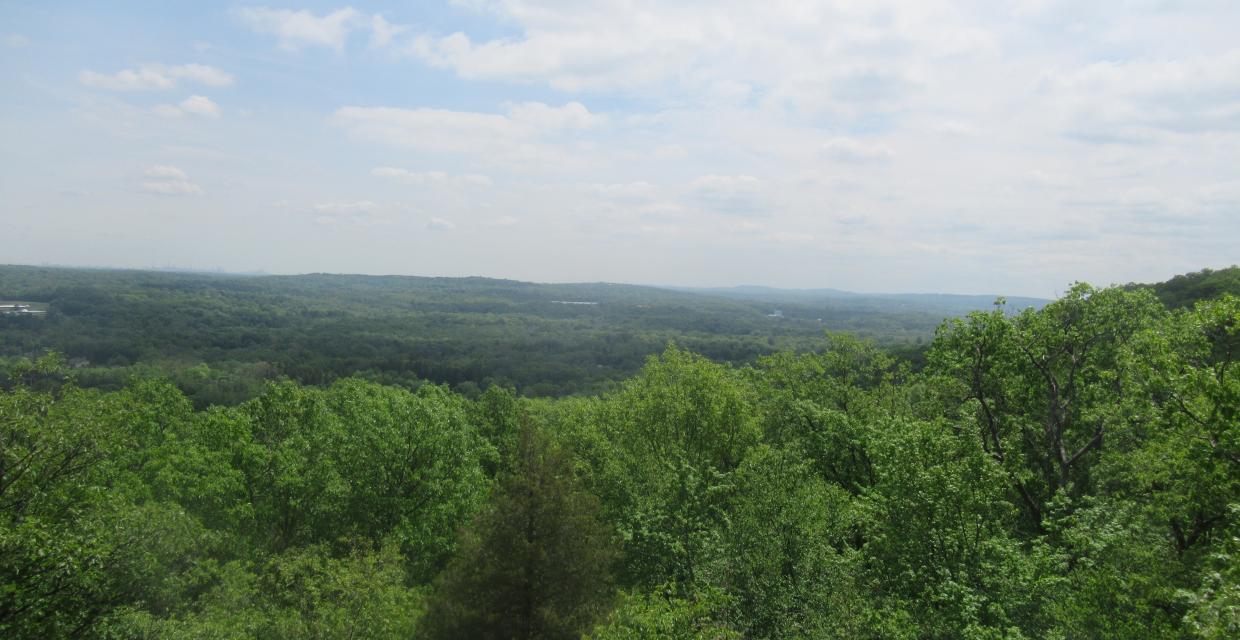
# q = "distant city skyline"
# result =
<box><xmin>3</xmin><ymin>1</ymin><xmax>1238</xmax><ymax>298</ymax></box>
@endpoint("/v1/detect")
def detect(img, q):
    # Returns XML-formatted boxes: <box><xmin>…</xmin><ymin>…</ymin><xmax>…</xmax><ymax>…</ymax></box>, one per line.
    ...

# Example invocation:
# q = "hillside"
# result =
<box><xmin>4</xmin><ymin>264</ymin><xmax>1228</xmax><ymax>406</ymax></box>
<box><xmin>1130</xmin><ymin>266</ymin><xmax>1240</xmax><ymax>308</ymax></box>
<box><xmin>0</xmin><ymin>264</ymin><xmax>1036</xmax><ymax>405</ymax></box>
<box><xmin>678</xmin><ymin>284</ymin><xmax>1048</xmax><ymax>316</ymax></box>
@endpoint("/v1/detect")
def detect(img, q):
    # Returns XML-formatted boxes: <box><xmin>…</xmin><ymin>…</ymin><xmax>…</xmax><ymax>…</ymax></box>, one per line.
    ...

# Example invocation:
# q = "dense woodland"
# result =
<box><xmin>1</xmin><ymin>266</ymin><xmax>1237</xmax><ymax>638</ymax></box>
<box><xmin>0</xmin><ymin>266</ymin><xmax>1045</xmax><ymax>405</ymax></box>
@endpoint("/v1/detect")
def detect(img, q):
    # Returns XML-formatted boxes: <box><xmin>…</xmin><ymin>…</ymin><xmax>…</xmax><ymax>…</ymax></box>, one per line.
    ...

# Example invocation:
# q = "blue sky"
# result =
<box><xmin>2</xmin><ymin>1</ymin><xmax>1238</xmax><ymax>296</ymax></box>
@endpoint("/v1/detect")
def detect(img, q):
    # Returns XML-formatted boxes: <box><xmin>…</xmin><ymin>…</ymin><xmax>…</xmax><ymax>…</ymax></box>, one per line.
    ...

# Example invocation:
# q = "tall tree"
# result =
<box><xmin>929</xmin><ymin>285</ymin><xmax>1167</xmax><ymax>530</ymax></box>
<box><xmin>421</xmin><ymin>424</ymin><xmax>616</xmax><ymax>640</ymax></box>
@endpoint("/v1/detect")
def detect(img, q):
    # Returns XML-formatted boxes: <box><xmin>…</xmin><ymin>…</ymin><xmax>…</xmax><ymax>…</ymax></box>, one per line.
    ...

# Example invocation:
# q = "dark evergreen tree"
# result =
<box><xmin>421</xmin><ymin>424</ymin><xmax>616</xmax><ymax>640</ymax></box>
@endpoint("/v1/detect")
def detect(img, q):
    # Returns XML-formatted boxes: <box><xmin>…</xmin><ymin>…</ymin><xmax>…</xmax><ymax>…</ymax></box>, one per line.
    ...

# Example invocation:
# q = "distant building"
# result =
<box><xmin>1</xmin><ymin>303</ymin><xmax>46</xmax><ymax>316</ymax></box>
<box><xmin>767</xmin><ymin>309</ymin><xmax>784</xmax><ymax>318</ymax></box>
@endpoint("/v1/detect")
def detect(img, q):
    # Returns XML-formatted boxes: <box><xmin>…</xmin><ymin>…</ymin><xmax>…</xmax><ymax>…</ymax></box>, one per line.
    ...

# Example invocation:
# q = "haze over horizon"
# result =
<box><xmin>4</xmin><ymin>1</ymin><xmax>1238</xmax><ymax>298</ymax></box>
<box><xmin>3</xmin><ymin>260</ymin><xmax>1201</xmax><ymax>301</ymax></box>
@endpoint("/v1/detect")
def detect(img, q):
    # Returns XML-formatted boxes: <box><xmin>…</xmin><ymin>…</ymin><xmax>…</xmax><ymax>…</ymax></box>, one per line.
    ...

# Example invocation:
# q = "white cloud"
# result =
<box><xmin>404</xmin><ymin>0</ymin><xmax>990</xmax><ymax>117</ymax></box>
<box><xmin>1041</xmin><ymin>51</ymin><xmax>1240</xmax><ymax>140</ymax></box>
<box><xmin>592</xmin><ymin>181</ymin><xmax>658</xmax><ymax>202</ymax></box>
<box><xmin>313</xmin><ymin>200</ymin><xmax>377</xmax><ymax>214</ymax></box>
<box><xmin>427</xmin><ymin>216</ymin><xmax>456</xmax><ymax>230</ymax></box>
<box><xmin>726</xmin><ymin>220</ymin><xmax>764</xmax><ymax>232</ymax></box>
<box><xmin>153</xmin><ymin>95</ymin><xmax>222</xmax><ymax>119</ymax></box>
<box><xmin>768</xmin><ymin>231</ymin><xmax>815</xmax><ymax>245</ymax></box>
<box><xmin>715</xmin><ymin>222</ymin><xmax>820</xmax><ymax>248</ymax></box>
<box><xmin>929</xmin><ymin>120</ymin><xmax>981</xmax><ymax>137</ymax></box>
<box><xmin>333</xmin><ymin>101</ymin><xmax>602</xmax><ymax>168</ymax></box>
<box><xmin>690</xmin><ymin>174</ymin><xmax>760</xmax><ymax>192</ymax></box>
<box><xmin>180</xmin><ymin>95</ymin><xmax>221</xmax><ymax>118</ymax></box>
<box><xmin>152</xmin><ymin>104</ymin><xmax>184</xmax><ymax>118</ymax></box>
<box><xmin>79</xmin><ymin>64</ymin><xmax>234</xmax><ymax>91</ymax></box>
<box><xmin>336</xmin><ymin>106</ymin><xmax>516</xmax><ymax>152</ymax></box>
<box><xmin>142</xmin><ymin>180</ymin><xmax>204</xmax><ymax>195</ymax></box>
<box><xmin>406</xmin><ymin>14</ymin><xmax>701</xmax><ymax>91</ymax></box>
<box><xmin>689</xmin><ymin>174</ymin><xmax>767</xmax><ymax>215</ymax></box>
<box><xmin>370</xmin><ymin>14</ymin><xmax>410</xmax><ymax>48</ymax></box>
<box><xmin>1024</xmin><ymin>170</ymin><xmax>1074</xmax><ymax>191</ymax></box>
<box><xmin>3</xmin><ymin>33</ymin><xmax>30</xmax><ymax>48</ymax></box>
<box><xmin>653</xmin><ymin>144</ymin><xmax>687</xmax><ymax>159</ymax></box>
<box><xmin>235</xmin><ymin>6</ymin><xmax>415</xmax><ymax>52</ymax></box>
<box><xmin>821</xmin><ymin>137</ymin><xmax>895</xmax><ymax>163</ymax></box>
<box><xmin>145</xmin><ymin>165</ymin><xmax>188</xmax><ymax>179</ymax></box>
<box><xmin>236</xmin><ymin>6</ymin><xmax>362</xmax><ymax>51</ymax></box>
<box><xmin>140</xmin><ymin>165</ymin><xmax>202</xmax><ymax>195</ymax></box>
<box><xmin>506</xmin><ymin>101</ymin><xmax>604</xmax><ymax>130</ymax></box>
<box><xmin>371</xmin><ymin>167</ymin><xmax>493</xmax><ymax>187</ymax></box>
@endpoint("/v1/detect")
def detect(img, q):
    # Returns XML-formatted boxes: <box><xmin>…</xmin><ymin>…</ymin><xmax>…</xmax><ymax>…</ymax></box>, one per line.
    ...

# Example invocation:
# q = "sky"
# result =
<box><xmin>1</xmin><ymin>1</ymin><xmax>1238</xmax><ymax>297</ymax></box>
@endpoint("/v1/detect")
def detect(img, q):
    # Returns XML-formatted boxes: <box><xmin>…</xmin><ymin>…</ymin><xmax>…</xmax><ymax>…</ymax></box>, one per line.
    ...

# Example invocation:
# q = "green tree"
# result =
<box><xmin>421</xmin><ymin>424</ymin><xmax>616</xmax><ymax>640</ymax></box>
<box><xmin>113</xmin><ymin>540</ymin><xmax>424</xmax><ymax>640</ymax></box>
<box><xmin>929</xmin><ymin>284</ymin><xmax>1167</xmax><ymax>531</ymax></box>
<box><xmin>751</xmin><ymin>334</ymin><xmax>902</xmax><ymax>493</ymax></box>
<box><xmin>588</xmin><ymin>348</ymin><xmax>756</xmax><ymax>593</ymax></box>
<box><xmin>863</xmin><ymin>418</ymin><xmax>1049</xmax><ymax>638</ymax></box>
<box><xmin>587</xmin><ymin>588</ymin><xmax>740</xmax><ymax>640</ymax></box>
<box><xmin>0</xmin><ymin>360</ymin><xmax>214</xmax><ymax>638</ymax></box>
<box><xmin>235</xmin><ymin>380</ymin><xmax>488</xmax><ymax>578</ymax></box>
<box><xmin>722</xmin><ymin>445</ymin><xmax>866</xmax><ymax>638</ymax></box>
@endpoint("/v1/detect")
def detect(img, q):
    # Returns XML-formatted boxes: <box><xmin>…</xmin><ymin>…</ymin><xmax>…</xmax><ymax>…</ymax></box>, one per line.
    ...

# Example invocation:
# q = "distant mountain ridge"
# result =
<box><xmin>670</xmin><ymin>284</ymin><xmax>1048</xmax><ymax>316</ymax></box>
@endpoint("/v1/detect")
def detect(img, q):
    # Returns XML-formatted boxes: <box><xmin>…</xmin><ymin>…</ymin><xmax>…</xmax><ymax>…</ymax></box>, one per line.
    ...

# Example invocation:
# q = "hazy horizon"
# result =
<box><xmin>4</xmin><ymin>1</ymin><xmax>1239</xmax><ymax>299</ymax></box>
<box><xmin>13</xmin><ymin>259</ymin><xmax>1227</xmax><ymax>300</ymax></box>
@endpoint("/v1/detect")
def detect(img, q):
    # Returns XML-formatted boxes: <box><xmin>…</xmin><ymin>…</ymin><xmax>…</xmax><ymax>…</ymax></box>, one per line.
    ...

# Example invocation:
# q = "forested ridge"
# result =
<box><xmin>1</xmin><ymin>274</ymin><xmax>1237</xmax><ymax>638</ymax></box>
<box><xmin>1130</xmin><ymin>266</ymin><xmax>1240</xmax><ymax>310</ymax></box>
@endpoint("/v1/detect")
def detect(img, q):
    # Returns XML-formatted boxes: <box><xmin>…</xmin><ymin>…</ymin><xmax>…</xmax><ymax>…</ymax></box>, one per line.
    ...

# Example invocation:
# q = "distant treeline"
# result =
<box><xmin>0</xmin><ymin>266</ymin><xmax>1011</xmax><ymax>406</ymax></box>
<box><xmin>0</xmin><ymin>265</ymin><xmax>1233</xmax><ymax>409</ymax></box>
<box><xmin>1130</xmin><ymin>265</ymin><xmax>1240</xmax><ymax>309</ymax></box>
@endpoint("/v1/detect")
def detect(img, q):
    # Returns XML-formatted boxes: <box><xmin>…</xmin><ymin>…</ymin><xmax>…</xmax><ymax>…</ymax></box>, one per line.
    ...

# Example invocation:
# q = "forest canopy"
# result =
<box><xmin>1</xmin><ymin>275</ymin><xmax>1237</xmax><ymax>638</ymax></box>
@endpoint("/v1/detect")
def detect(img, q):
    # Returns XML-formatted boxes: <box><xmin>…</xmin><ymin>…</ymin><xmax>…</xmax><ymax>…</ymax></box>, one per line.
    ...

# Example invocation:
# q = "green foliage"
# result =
<box><xmin>2</xmin><ymin>351</ymin><xmax>72</xmax><ymax>392</ymax></box>
<box><xmin>0</xmin><ymin>275</ymin><xmax>1237</xmax><ymax>638</ymax></box>
<box><xmin>588</xmin><ymin>588</ymin><xmax>740</xmax><ymax>640</ymax></box>
<box><xmin>603</xmin><ymin>346</ymin><xmax>759</xmax><ymax>474</ymax></box>
<box><xmin>928</xmin><ymin>284</ymin><xmax>1169</xmax><ymax>530</ymax></box>
<box><xmin>1039</xmin><ymin>494</ymin><xmax>1183</xmax><ymax>638</ymax></box>
<box><xmin>0</xmin><ymin>371</ymin><xmax>485</xmax><ymax>638</ymax></box>
<box><xmin>421</xmin><ymin>425</ymin><xmax>616</xmax><ymax>640</ymax></box>
<box><xmin>238</xmin><ymin>379</ymin><xmax>488</xmax><ymax>578</ymax></box>
<box><xmin>1180</xmin><ymin>507</ymin><xmax>1240</xmax><ymax>639</ymax></box>
<box><xmin>863</xmin><ymin>418</ymin><xmax>1044</xmax><ymax>638</ymax></box>
<box><xmin>114</xmin><ymin>541</ymin><xmax>424</xmax><ymax>640</ymax></box>
<box><xmin>752</xmin><ymin>333</ymin><xmax>901</xmax><ymax>492</ymax></box>
<box><xmin>585</xmin><ymin>348</ymin><xmax>759</xmax><ymax>594</ymax></box>
<box><xmin>1132</xmin><ymin>265</ymin><xmax>1240</xmax><ymax>309</ymax></box>
<box><xmin>721</xmin><ymin>445</ymin><xmax>865</xmax><ymax>638</ymax></box>
<box><xmin>0</xmin><ymin>265</ymin><xmax>956</xmax><ymax>405</ymax></box>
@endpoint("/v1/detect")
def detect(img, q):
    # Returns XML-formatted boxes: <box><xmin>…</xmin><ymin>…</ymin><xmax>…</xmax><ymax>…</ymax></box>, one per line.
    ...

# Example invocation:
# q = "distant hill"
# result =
<box><xmin>674</xmin><ymin>285</ymin><xmax>1047</xmax><ymax>316</ymax></box>
<box><xmin>1129</xmin><ymin>266</ymin><xmax>1240</xmax><ymax>309</ymax></box>
<box><xmin>0</xmin><ymin>264</ymin><xmax>1054</xmax><ymax>405</ymax></box>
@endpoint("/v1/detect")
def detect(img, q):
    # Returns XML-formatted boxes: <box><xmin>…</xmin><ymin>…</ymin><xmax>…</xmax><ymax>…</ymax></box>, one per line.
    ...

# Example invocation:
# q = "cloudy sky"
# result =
<box><xmin>2</xmin><ymin>1</ymin><xmax>1237</xmax><ymax>296</ymax></box>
